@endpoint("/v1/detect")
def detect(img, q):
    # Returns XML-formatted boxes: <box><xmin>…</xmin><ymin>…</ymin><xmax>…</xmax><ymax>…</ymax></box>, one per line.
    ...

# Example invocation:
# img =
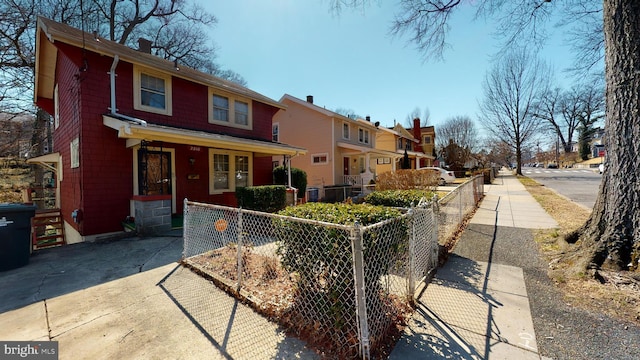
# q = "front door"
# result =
<box><xmin>343</xmin><ymin>157</ymin><xmax>350</xmax><ymax>176</ymax></box>
<box><xmin>138</xmin><ymin>149</ymin><xmax>172</xmax><ymax>196</ymax></box>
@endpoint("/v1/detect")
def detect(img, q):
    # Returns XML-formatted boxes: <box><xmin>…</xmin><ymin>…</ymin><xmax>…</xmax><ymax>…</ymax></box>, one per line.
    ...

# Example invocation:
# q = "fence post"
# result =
<box><xmin>236</xmin><ymin>208</ymin><xmax>243</xmax><ymax>292</ymax></box>
<box><xmin>350</xmin><ymin>222</ymin><xmax>370</xmax><ymax>360</ymax></box>
<box><xmin>407</xmin><ymin>208</ymin><xmax>415</xmax><ymax>298</ymax></box>
<box><xmin>432</xmin><ymin>195</ymin><xmax>439</xmax><ymax>269</ymax></box>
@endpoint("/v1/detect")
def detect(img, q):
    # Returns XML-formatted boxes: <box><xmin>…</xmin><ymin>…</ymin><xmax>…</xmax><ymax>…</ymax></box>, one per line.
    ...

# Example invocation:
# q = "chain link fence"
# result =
<box><xmin>173</xmin><ymin>175</ymin><xmax>483</xmax><ymax>359</ymax></box>
<box><xmin>436</xmin><ymin>175</ymin><xmax>484</xmax><ymax>247</ymax></box>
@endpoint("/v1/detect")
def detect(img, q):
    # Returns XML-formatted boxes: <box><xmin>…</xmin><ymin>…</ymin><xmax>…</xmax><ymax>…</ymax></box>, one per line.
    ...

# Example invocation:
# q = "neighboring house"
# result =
<box><xmin>273</xmin><ymin>94</ymin><xmax>397</xmax><ymax>199</ymax></box>
<box><xmin>30</xmin><ymin>17</ymin><xmax>305</xmax><ymax>242</ymax></box>
<box><xmin>410</xmin><ymin>119</ymin><xmax>436</xmax><ymax>168</ymax></box>
<box><xmin>375</xmin><ymin>123</ymin><xmax>428</xmax><ymax>174</ymax></box>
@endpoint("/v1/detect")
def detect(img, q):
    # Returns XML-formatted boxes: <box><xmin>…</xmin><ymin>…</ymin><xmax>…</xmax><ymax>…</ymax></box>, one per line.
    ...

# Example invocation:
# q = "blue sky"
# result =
<box><xmin>202</xmin><ymin>1</ymin><xmax>576</xmax><ymax>130</ymax></box>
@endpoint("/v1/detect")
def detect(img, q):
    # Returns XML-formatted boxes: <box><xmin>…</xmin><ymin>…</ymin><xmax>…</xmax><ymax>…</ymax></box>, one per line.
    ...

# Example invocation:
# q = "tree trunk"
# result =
<box><xmin>569</xmin><ymin>0</ymin><xmax>640</xmax><ymax>271</ymax></box>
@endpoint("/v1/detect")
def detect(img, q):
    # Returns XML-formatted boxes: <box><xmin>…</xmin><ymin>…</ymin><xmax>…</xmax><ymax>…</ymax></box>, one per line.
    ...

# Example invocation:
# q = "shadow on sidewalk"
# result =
<box><xmin>158</xmin><ymin>264</ymin><xmax>317</xmax><ymax>360</ymax></box>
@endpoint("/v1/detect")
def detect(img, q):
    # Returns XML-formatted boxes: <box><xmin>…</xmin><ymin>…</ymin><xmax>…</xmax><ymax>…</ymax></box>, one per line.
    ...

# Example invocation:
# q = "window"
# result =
<box><xmin>397</xmin><ymin>138</ymin><xmax>403</xmax><ymax>150</ymax></box>
<box><xmin>209</xmin><ymin>90</ymin><xmax>252</xmax><ymax>129</ymax></box>
<box><xmin>272</xmin><ymin>123</ymin><xmax>279</xmax><ymax>142</ymax></box>
<box><xmin>209</xmin><ymin>150</ymin><xmax>252</xmax><ymax>193</ymax></box>
<box><xmin>343</xmin><ymin>123</ymin><xmax>350</xmax><ymax>139</ymax></box>
<box><xmin>312</xmin><ymin>153</ymin><xmax>329</xmax><ymax>165</ymax></box>
<box><xmin>54</xmin><ymin>84</ymin><xmax>59</xmax><ymax>129</ymax></box>
<box><xmin>423</xmin><ymin>135</ymin><xmax>432</xmax><ymax>144</ymax></box>
<box><xmin>405</xmin><ymin>140</ymin><xmax>413</xmax><ymax>150</ymax></box>
<box><xmin>133</xmin><ymin>66</ymin><xmax>172</xmax><ymax>115</ymax></box>
<box><xmin>70</xmin><ymin>137</ymin><xmax>79</xmax><ymax>168</ymax></box>
<box><xmin>358</xmin><ymin>128</ymin><xmax>370</xmax><ymax>144</ymax></box>
<box><xmin>212</xmin><ymin>95</ymin><xmax>229</xmax><ymax>122</ymax></box>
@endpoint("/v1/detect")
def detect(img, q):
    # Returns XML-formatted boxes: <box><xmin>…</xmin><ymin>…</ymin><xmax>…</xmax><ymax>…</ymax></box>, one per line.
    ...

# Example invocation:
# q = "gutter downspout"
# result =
<box><xmin>109</xmin><ymin>55</ymin><xmax>147</xmax><ymax>126</ymax></box>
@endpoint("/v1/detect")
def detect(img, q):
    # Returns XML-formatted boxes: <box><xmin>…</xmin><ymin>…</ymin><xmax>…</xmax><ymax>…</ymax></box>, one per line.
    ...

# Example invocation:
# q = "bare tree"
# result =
<box><xmin>332</xmin><ymin>0</ymin><xmax>640</xmax><ymax>272</ymax></box>
<box><xmin>435</xmin><ymin>115</ymin><xmax>477</xmax><ymax>152</ymax></box>
<box><xmin>404</xmin><ymin>106</ymin><xmax>430</xmax><ymax>128</ymax></box>
<box><xmin>479</xmin><ymin>49</ymin><xmax>550</xmax><ymax>175</ymax></box>
<box><xmin>435</xmin><ymin>115</ymin><xmax>477</xmax><ymax>170</ymax></box>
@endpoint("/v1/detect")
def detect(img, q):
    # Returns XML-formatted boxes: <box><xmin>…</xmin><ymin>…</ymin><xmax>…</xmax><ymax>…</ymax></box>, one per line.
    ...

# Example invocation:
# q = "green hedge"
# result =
<box><xmin>273</xmin><ymin>166</ymin><xmax>307</xmax><ymax>195</ymax></box>
<box><xmin>364</xmin><ymin>189</ymin><xmax>435</xmax><ymax>207</ymax></box>
<box><xmin>274</xmin><ymin>202</ymin><xmax>406</xmax><ymax>349</ymax></box>
<box><xmin>235</xmin><ymin>185</ymin><xmax>287</xmax><ymax>213</ymax></box>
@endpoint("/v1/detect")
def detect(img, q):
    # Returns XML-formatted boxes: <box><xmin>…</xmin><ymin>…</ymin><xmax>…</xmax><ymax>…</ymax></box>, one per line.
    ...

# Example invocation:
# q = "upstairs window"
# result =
<box><xmin>272</xmin><ymin>123</ymin><xmax>279</xmax><ymax>142</ymax></box>
<box><xmin>343</xmin><ymin>123</ymin><xmax>350</xmax><ymax>139</ymax></box>
<box><xmin>133</xmin><ymin>66</ymin><xmax>172</xmax><ymax>115</ymax></box>
<box><xmin>209</xmin><ymin>90</ymin><xmax>252</xmax><ymax>129</ymax></box>
<box><xmin>423</xmin><ymin>135</ymin><xmax>432</xmax><ymax>144</ymax></box>
<box><xmin>397</xmin><ymin>138</ymin><xmax>403</xmax><ymax>150</ymax></box>
<box><xmin>358</xmin><ymin>128</ymin><xmax>370</xmax><ymax>144</ymax></box>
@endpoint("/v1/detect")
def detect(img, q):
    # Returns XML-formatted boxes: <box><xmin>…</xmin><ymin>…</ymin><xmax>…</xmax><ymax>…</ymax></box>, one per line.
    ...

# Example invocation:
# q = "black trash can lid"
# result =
<box><xmin>0</xmin><ymin>203</ymin><xmax>37</xmax><ymax>212</ymax></box>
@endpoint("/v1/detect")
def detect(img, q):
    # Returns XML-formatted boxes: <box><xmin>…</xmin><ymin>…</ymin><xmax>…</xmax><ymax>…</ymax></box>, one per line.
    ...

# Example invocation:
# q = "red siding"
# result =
<box><xmin>41</xmin><ymin>41</ymin><xmax>281</xmax><ymax>237</ymax></box>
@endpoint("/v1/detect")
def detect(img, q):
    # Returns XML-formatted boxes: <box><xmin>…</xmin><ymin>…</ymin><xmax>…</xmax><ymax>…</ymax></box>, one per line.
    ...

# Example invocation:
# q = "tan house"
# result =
<box><xmin>273</xmin><ymin>94</ymin><xmax>398</xmax><ymax>200</ymax></box>
<box><xmin>375</xmin><ymin>123</ymin><xmax>431</xmax><ymax>174</ymax></box>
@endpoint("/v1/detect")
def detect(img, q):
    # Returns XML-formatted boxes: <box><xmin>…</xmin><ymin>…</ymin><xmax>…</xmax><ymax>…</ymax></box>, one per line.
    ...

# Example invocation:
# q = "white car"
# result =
<box><xmin>419</xmin><ymin>167</ymin><xmax>456</xmax><ymax>185</ymax></box>
<box><xmin>599</xmin><ymin>163</ymin><xmax>604</xmax><ymax>174</ymax></box>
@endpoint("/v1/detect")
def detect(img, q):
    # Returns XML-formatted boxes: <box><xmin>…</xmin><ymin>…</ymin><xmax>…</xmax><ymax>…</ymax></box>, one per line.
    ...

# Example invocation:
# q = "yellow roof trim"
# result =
<box><xmin>103</xmin><ymin>115</ymin><xmax>306</xmax><ymax>157</ymax></box>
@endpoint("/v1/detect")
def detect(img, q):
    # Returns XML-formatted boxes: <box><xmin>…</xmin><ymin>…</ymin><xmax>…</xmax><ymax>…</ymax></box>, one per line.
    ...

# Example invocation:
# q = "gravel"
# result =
<box><xmin>453</xmin><ymin>223</ymin><xmax>640</xmax><ymax>360</ymax></box>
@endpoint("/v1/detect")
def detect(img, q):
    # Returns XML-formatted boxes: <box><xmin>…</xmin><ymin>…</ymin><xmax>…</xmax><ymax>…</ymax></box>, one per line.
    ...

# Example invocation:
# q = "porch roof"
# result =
<box><xmin>336</xmin><ymin>142</ymin><xmax>402</xmax><ymax>159</ymax></box>
<box><xmin>103</xmin><ymin>115</ymin><xmax>307</xmax><ymax>157</ymax></box>
<box><xmin>26</xmin><ymin>152</ymin><xmax>62</xmax><ymax>180</ymax></box>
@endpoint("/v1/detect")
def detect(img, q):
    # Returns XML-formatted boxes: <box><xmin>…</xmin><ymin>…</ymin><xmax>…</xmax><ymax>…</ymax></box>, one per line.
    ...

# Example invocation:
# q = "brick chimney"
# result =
<box><xmin>138</xmin><ymin>38</ymin><xmax>152</xmax><ymax>54</ymax></box>
<box><xmin>413</xmin><ymin>118</ymin><xmax>422</xmax><ymax>152</ymax></box>
<box><xmin>306</xmin><ymin>95</ymin><xmax>313</xmax><ymax>104</ymax></box>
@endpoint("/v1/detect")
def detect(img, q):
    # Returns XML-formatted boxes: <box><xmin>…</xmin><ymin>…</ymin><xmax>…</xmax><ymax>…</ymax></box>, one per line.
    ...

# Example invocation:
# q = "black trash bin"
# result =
<box><xmin>0</xmin><ymin>203</ymin><xmax>37</xmax><ymax>271</ymax></box>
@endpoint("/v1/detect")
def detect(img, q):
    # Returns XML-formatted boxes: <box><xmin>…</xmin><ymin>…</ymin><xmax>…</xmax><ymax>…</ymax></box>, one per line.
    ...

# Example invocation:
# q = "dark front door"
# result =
<box><xmin>138</xmin><ymin>150</ymin><xmax>172</xmax><ymax>196</ymax></box>
<box><xmin>343</xmin><ymin>157</ymin><xmax>350</xmax><ymax>176</ymax></box>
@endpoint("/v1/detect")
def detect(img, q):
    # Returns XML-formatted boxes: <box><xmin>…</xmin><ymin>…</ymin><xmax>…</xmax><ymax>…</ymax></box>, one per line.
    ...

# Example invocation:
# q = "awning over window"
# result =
<box><xmin>103</xmin><ymin>115</ymin><xmax>306</xmax><ymax>157</ymax></box>
<box><xmin>336</xmin><ymin>141</ymin><xmax>403</xmax><ymax>159</ymax></box>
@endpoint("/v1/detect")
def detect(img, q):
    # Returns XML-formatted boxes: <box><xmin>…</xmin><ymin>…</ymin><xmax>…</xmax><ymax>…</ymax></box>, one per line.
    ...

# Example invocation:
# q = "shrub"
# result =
<box><xmin>364</xmin><ymin>189</ymin><xmax>435</xmax><ymax>207</ymax></box>
<box><xmin>274</xmin><ymin>202</ymin><xmax>406</xmax><ymax>356</ymax></box>
<box><xmin>235</xmin><ymin>185</ymin><xmax>286</xmax><ymax>213</ymax></box>
<box><xmin>375</xmin><ymin>169</ymin><xmax>438</xmax><ymax>190</ymax></box>
<box><xmin>273</xmin><ymin>166</ymin><xmax>307</xmax><ymax>195</ymax></box>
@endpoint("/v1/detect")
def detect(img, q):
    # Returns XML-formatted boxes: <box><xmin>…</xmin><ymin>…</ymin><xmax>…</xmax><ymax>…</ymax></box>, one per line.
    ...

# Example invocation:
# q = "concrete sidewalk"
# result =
<box><xmin>390</xmin><ymin>171</ymin><xmax>558</xmax><ymax>359</ymax></box>
<box><xmin>0</xmin><ymin>171</ymin><xmax>558</xmax><ymax>359</ymax></box>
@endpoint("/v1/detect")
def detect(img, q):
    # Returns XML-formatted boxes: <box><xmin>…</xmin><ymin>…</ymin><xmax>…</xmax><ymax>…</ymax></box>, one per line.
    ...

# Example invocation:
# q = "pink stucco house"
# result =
<box><xmin>273</xmin><ymin>94</ymin><xmax>402</xmax><ymax>201</ymax></box>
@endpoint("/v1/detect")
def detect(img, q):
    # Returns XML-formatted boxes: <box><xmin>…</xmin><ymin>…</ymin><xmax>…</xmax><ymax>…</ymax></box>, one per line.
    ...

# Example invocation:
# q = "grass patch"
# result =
<box><xmin>517</xmin><ymin>175</ymin><xmax>640</xmax><ymax>324</ymax></box>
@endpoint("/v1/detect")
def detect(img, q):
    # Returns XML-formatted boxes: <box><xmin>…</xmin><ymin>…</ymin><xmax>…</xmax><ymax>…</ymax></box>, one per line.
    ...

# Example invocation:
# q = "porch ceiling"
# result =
<box><xmin>103</xmin><ymin>115</ymin><xmax>307</xmax><ymax>157</ymax></box>
<box><xmin>336</xmin><ymin>141</ymin><xmax>403</xmax><ymax>159</ymax></box>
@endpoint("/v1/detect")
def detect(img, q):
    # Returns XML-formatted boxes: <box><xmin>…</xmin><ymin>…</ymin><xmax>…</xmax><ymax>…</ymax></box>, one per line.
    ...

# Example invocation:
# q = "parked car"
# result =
<box><xmin>419</xmin><ymin>167</ymin><xmax>456</xmax><ymax>185</ymax></box>
<box><xmin>547</xmin><ymin>163</ymin><xmax>558</xmax><ymax>169</ymax></box>
<box><xmin>599</xmin><ymin>163</ymin><xmax>604</xmax><ymax>174</ymax></box>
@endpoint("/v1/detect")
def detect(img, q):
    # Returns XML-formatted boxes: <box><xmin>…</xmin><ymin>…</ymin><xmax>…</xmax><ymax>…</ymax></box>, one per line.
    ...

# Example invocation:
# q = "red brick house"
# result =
<box><xmin>30</xmin><ymin>17</ymin><xmax>305</xmax><ymax>242</ymax></box>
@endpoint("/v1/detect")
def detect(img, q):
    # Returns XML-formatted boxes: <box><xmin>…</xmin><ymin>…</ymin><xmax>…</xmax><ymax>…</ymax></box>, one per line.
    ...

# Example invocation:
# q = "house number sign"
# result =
<box><xmin>189</xmin><ymin>146</ymin><xmax>201</xmax><ymax>152</ymax></box>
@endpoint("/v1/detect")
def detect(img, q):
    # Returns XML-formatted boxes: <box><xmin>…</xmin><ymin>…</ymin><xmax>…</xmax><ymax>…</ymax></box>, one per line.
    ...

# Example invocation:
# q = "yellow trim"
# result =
<box><xmin>103</xmin><ymin>115</ymin><xmax>306</xmax><ymax>157</ymax></box>
<box><xmin>208</xmin><ymin>88</ymin><xmax>253</xmax><ymax>130</ymax></box>
<box><xmin>133</xmin><ymin>65</ymin><xmax>173</xmax><ymax>116</ymax></box>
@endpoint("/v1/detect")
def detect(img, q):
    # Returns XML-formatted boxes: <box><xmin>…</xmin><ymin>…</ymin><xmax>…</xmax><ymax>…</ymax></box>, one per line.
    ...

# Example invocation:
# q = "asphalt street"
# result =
<box><xmin>521</xmin><ymin>167</ymin><xmax>601</xmax><ymax>209</ymax></box>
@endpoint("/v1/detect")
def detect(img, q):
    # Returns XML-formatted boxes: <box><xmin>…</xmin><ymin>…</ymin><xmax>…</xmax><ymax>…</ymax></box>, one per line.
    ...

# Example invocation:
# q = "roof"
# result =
<box><xmin>279</xmin><ymin>94</ymin><xmax>378</xmax><ymax>130</ymax></box>
<box><xmin>103</xmin><ymin>115</ymin><xmax>306</xmax><ymax>157</ymax></box>
<box><xmin>34</xmin><ymin>17</ymin><xmax>284</xmax><ymax>110</ymax></box>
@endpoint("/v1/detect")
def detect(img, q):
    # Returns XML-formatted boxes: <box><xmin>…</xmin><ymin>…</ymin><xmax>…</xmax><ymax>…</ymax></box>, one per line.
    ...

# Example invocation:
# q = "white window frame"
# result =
<box><xmin>311</xmin><ymin>153</ymin><xmax>329</xmax><ymax>165</ymax></box>
<box><xmin>133</xmin><ymin>66</ymin><xmax>172</xmax><ymax>115</ymax></box>
<box><xmin>70</xmin><ymin>137</ymin><xmax>79</xmax><ymax>168</ymax></box>
<box><xmin>54</xmin><ymin>84</ymin><xmax>60</xmax><ymax>129</ymax></box>
<box><xmin>272</xmin><ymin>123</ymin><xmax>279</xmax><ymax>142</ymax></box>
<box><xmin>208</xmin><ymin>149</ymin><xmax>253</xmax><ymax>194</ymax></box>
<box><xmin>208</xmin><ymin>89</ymin><xmax>253</xmax><ymax>130</ymax></box>
<box><xmin>358</xmin><ymin>128</ymin><xmax>370</xmax><ymax>144</ymax></box>
<box><xmin>342</xmin><ymin>122</ymin><xmax>350</xmax><ymax>139</ymax></box>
